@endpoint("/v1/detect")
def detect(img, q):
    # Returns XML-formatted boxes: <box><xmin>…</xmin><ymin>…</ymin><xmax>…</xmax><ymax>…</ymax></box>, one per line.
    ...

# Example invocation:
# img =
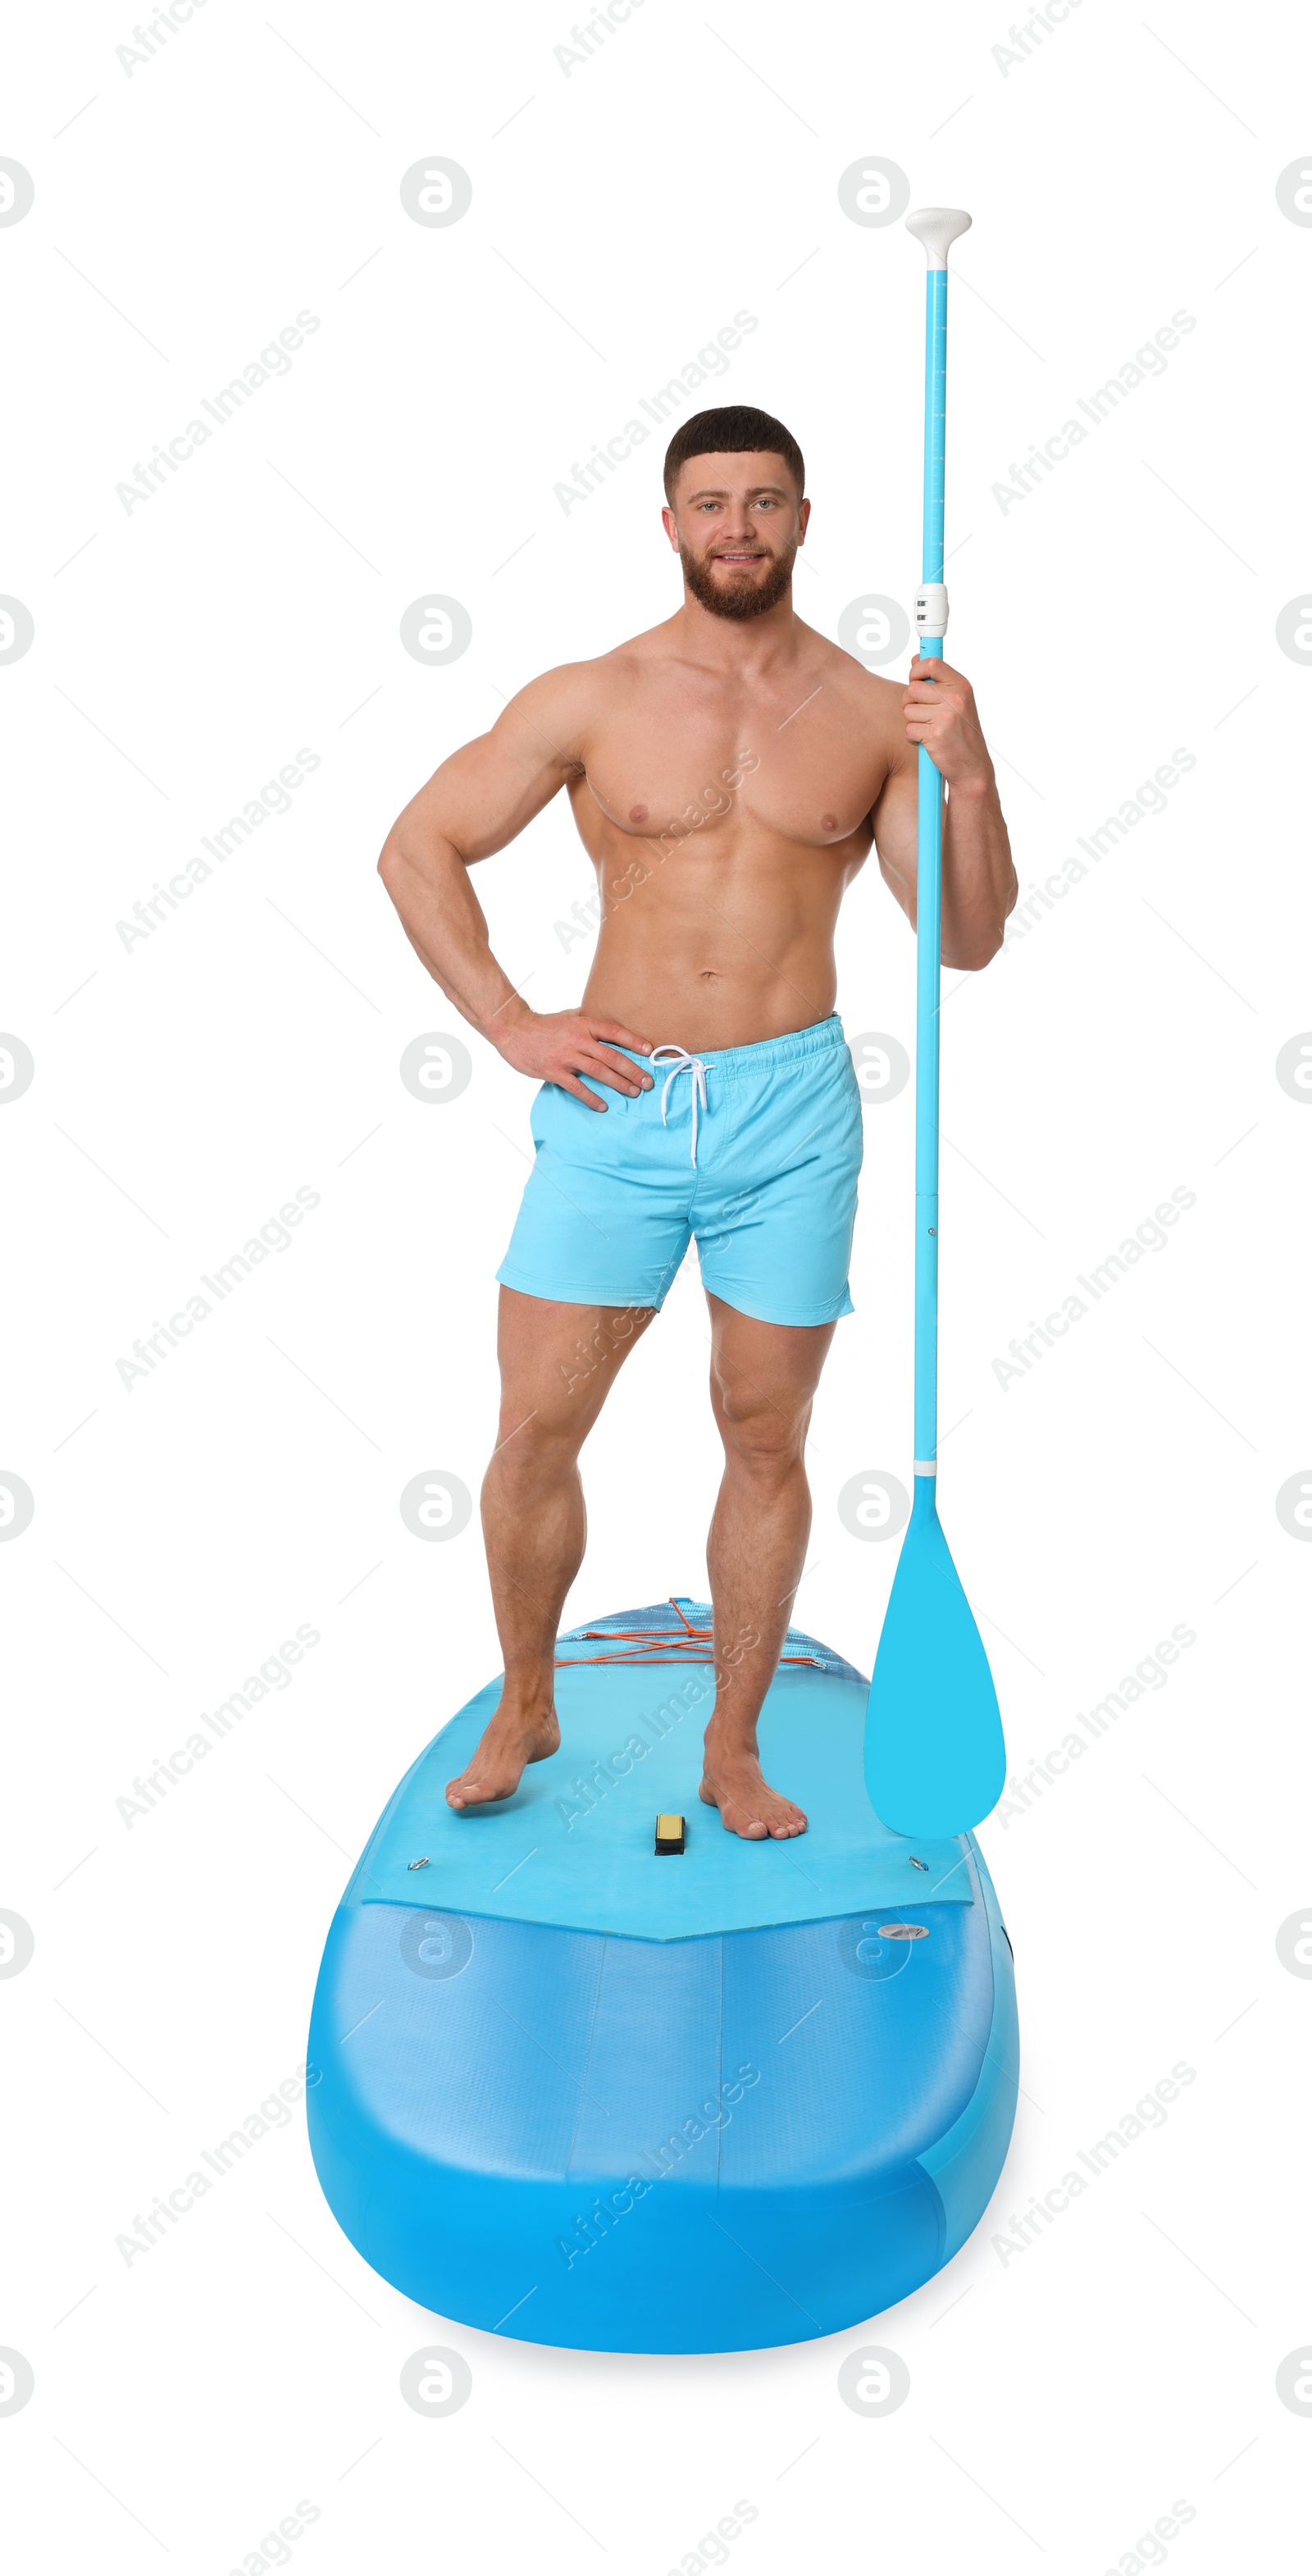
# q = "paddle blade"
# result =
<box><xmin>864</xmin><ymin>1492</ymin><xmax>1005</xmax><ymax>1837</ymax></box>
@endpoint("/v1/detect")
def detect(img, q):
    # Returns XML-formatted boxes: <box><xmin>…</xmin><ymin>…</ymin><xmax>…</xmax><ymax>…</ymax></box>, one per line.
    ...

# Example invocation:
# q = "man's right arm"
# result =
<box><xmin>377</xmin><ymin>666</ymin><xmax>654</xmax><ymax>1106</ymax></box>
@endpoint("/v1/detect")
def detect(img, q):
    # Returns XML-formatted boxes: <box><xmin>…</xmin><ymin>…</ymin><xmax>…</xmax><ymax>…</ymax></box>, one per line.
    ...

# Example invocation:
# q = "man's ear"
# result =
<box><xmin>660</xmin><ymin>504</ymin><xmax>681</xmax><ymax>552</ymax></box>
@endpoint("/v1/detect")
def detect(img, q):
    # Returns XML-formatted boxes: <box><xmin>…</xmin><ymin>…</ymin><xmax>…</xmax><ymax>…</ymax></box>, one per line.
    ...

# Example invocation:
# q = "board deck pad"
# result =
<box><xmin>358</xmin><ymin>1613</ymin><xmax>971</xmax><ymax>1941</ymax></box>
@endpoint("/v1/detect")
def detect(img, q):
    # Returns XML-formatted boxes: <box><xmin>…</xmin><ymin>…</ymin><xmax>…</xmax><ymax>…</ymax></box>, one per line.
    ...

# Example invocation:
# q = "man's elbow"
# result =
<box><xmin>377</xmin><ymin>834</ymin><xmax>426</xmax><ymax>908</ymax></box>
<box><xmin>945</xmin><ymin>923</ymin><xmax>1005</xmax><ymax>972</ymax></box>
<box><xmin>951</xmin><ymin>869</ymin><xmax>1018</xmax><ymax>968</ymax></box>
<box><xmin>378</xmin><ymin>825</ymin><xmax>463</xmax><ymax>894</ymax></box>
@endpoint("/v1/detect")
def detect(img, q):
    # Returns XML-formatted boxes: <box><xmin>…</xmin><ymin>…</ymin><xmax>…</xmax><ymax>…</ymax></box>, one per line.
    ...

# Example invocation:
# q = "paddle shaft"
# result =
<box><xmin>863</xmin><ymin>207</ymin><xmax>1006</xmax><ymax>1840</ymax></box>
<box><xmin>913</xmin><ymin>265</ymin><xmax>948</xmax><ymax>1475</ymax></box>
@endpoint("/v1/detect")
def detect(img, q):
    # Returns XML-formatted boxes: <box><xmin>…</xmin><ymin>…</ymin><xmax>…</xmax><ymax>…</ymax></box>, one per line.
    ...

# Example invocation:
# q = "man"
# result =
<box><xmin>379</xmin><ymin>403</ymin><xmax>1015</xmax><ymax>1840</ymax></box>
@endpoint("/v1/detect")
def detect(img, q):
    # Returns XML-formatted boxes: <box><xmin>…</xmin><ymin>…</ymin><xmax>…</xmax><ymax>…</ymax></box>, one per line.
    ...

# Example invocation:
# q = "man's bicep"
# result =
<box><xmin>870</xmin><ymin>751</ymin><xmax>919</xmax><ymax>923</ymax></box>
<box><xmin>390</xmin><ymin>667</ymin><xmax>586</xmax><ymax>864</ymax></box>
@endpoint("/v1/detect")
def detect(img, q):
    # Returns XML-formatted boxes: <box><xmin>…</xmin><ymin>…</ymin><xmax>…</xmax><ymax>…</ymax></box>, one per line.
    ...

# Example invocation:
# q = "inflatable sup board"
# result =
<box><xmin>307</xmin><ymin>1598</ymin><xmax>1018</xmax><ymax>2353</ymax></box>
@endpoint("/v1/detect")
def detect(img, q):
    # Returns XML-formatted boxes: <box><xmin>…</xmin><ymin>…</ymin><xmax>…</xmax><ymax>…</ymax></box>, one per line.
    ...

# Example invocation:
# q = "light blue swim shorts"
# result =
<box><xmin>496</xmin><ymin>1014</ymin><xmax>863</xmax><ymax>1326</ymax></box>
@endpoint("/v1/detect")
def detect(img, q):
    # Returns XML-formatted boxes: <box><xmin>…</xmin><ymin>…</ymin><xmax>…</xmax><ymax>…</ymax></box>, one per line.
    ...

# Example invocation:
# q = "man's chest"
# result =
<box><xmin>573</xmin><ymin>694</ymin><xmax>891</xmax><ymax>850</ymax></box>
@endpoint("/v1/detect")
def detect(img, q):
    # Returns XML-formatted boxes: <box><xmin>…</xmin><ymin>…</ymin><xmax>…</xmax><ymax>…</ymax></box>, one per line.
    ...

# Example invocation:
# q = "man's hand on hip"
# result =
<box><xmin>491</xmin><ymin>1007</ymin><xmax>655</xmax><ymax>1110</ymax></box>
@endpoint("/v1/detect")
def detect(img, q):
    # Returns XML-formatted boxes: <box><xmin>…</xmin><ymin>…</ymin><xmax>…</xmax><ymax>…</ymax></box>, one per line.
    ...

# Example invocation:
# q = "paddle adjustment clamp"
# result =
<box><xmin>914</xmin><ymin>582</ymin><xmax>949</xmax><ymax>639</ymax></box>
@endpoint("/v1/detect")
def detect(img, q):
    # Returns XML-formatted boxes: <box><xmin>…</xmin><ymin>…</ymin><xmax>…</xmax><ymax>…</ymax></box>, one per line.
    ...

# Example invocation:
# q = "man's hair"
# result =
<box><xmin>663</xmin><ymin>405</ymin><xmax>805</xmax><ymax>503</ymax></box>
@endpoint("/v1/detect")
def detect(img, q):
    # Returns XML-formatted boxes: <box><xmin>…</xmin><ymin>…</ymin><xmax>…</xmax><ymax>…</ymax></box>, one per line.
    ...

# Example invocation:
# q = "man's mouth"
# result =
<box><xmin>711</xmin><ymin>549</ymin><xmax>767</xmax><ymax>567</ymax></box>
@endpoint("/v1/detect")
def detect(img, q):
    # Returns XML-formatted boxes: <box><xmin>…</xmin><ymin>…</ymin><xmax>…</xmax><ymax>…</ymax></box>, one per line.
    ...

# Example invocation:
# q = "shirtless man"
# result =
<box><xmin>378</xmin><ymin>403</ymin><xmax>1015</xmax><ymax>1840</ymax></box>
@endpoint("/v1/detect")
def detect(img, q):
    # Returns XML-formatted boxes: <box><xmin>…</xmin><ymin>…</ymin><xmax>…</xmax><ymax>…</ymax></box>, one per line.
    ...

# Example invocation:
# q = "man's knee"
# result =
<box><xmin>713</xmin><ymin>1375</ymin><xmax>810</xmax><ymax>1470</ymax></box>
<box><xmin>490</xmin><ymin>1401</ymin><xmax>579</xmax><ymax>1474</ymax></box>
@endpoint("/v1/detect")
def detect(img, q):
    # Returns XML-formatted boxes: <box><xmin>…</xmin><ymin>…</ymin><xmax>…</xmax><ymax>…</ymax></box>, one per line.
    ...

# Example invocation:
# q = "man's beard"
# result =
<box><xmin>679</xmin><ymin>538</ymin><xmax>797</xmax><ymax>622</ymax></box>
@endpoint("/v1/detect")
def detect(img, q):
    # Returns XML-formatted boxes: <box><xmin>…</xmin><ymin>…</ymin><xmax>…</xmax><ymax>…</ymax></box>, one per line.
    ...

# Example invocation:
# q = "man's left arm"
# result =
<box><xmin>870</xmin><ymin>655</ymin><xmax>1017</xmax><ymax>969</ymax></box>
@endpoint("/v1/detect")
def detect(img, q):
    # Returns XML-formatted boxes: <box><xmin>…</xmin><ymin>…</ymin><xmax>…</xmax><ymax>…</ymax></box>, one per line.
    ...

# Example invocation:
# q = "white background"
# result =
<box><xmin>2</xmin><ymin>0</ymin><xmax>1310</xmax><ymax>2568</ymax></box>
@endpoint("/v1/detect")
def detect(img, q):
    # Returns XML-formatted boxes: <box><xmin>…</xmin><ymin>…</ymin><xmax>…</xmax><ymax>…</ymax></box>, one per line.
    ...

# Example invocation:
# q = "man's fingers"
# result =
<box><xmin>558</xmin><ymin>1074</ymin><xmax>607</xmax><ymax>1110</ymax></box>
<box><xmin>588</xmin><ymin>1019</ymin><xmax>654</xmax><ymax>1056</ymax></box>
<box><xmin>590</xmin><ymin>1039</ymin><xmax>654</xmax><ymax>1087</ymax></box>
<box><xmin>570</xmin><ymin>1045</ymin><xmax>644</xmax><ymax>1094</ymax></box>
<box><xmin>582</xmin><ymin>1065</ymin><xmax>645</xmax><ymax>1095</ymax></box>
<box><xmin>547</xmin><ymin>1046</ymin><xmax>642</xmax><ymax>1097</ymax></box>
<box><xmin>557</xmin><ymin>1048</ymin><xmax>643</xmax><ymax>1097</ymax></box>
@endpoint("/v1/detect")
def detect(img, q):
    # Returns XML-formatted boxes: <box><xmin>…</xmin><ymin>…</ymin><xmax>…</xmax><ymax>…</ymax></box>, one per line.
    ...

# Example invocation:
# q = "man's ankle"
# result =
<box><xmin>496</xmin><ymin>1674</ymin><xmax>557</xmax><ymax>1719</ymax></box>
<box><xmin>703</xmin><ymin>1722</ymin><xmax>762</xmax><ymax>1759</ymax></box>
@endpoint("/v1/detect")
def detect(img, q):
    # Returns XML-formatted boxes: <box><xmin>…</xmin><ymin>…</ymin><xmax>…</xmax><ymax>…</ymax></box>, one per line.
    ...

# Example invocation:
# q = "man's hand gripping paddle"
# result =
<box><xmin>863</xmin><ymin>208</ymin><xmax>1007</xmax><ymax>1840</ymax></box>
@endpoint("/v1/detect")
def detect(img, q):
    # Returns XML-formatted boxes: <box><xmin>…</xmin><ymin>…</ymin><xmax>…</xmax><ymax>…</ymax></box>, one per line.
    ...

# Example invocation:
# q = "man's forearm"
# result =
<box><xmin>377</xmin><ymin>824</ymin><xmax>654</xmax><ymax>1106</ymax></box>
<box><xmin>941</xmin><ymin>773</ymin><xmax>1017</xmax><ymax>970</ymax></box>
<box><xmin>377</xmin><ymin>832</ymin><xmax>529</xmax><ymax>1039</ymax></box>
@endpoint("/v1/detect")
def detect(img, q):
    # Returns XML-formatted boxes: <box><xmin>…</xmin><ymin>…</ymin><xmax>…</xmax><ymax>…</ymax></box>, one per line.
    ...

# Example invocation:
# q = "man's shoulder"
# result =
<box><xmin>499</xmin><ymin>648</ymin><xmax>635</xmax><ymax>759</ymax></box>
<box><xmin>512</xmin><ymin>629</ymin><xmax>668</xmax><ymax>702</ymax></box>
<box><xmin>777</xmin><ymin>627</ymin><xmax>907</xmax><ymax>764</ymax></box>
<box><xmin>589</xmin><ymin>615</ymin><xmax>684</xmax><ymax>677</ymax></box>
<box><xmin>800</xmin><ymin>622</ymin><xmax>906</xmax><ymax>706</ymax></box>
<box><xmin>507</xmin><ymin>622</ymin><xmax>680</xmax><ymax>736</ymax></box>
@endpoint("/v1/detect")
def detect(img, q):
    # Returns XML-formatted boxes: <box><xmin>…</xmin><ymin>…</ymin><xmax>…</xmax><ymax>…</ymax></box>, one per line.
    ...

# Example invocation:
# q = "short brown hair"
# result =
<box><xmin>663</xmin><ymin>404</ymin><xmax>805</xmax><ymax>503</ymax></box>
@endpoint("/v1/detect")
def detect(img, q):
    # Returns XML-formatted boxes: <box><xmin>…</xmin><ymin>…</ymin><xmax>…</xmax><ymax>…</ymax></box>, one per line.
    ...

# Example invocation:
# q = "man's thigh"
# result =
<box><xmin>695</xmin><ymin>1032</ymin><xmax>863</xmax><ymax>1329</ymax></box>
<box><xmin>495</xmin><ymin>1285</ymin><xmax>657</xmax><ymax>1448</ymax></box>
<box><xmin>705</xmin><ymin>1292</ymin><xmax>837</xmax><ymax>1434</ymax></box>
<box><xmin>496</xmin><ymin>1077</ymin><xmax>693</xmax><ymax>1315</ymax></box>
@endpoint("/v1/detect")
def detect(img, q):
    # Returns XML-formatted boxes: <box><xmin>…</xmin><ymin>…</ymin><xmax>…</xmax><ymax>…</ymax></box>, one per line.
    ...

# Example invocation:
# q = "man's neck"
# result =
<box><xmin>672</xmin><ymin>586</ymin><xmax>806</xmax><ymax>676</ymax></box>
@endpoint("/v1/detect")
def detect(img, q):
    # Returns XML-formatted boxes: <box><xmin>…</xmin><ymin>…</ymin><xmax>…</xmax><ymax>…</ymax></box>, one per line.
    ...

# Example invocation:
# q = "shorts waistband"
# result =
<box><xmin>620</xmin><ymin>1014</ymin><xmax>847</xmax><ymax>1083</ymax></box>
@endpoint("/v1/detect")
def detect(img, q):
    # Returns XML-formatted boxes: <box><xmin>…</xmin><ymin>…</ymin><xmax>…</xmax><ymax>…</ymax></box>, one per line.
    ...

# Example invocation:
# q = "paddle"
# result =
<box><xmin>863</xmin><ymin>207</ymin><xmax>1007</xmax><ymax>1840</ymax></box>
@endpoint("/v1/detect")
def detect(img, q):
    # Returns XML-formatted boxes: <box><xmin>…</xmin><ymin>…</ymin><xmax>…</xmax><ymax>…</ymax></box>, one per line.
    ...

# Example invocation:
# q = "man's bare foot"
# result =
<box><xmin>446</xmin><ymin>1701</ymin><xmax>561</xmax><ymax>1808</ymax></box>
<box><xmin>699</xmin><ymin>1737</ymin><xmax>808</xmax><ymax>1840</ymax></box>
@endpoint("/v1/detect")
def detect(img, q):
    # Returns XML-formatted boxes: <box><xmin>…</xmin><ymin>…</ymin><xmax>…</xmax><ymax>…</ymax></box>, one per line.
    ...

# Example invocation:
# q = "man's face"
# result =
<box><xmin>662</xmin><ymin>451</ymin><xmax>809</xmax><ymax>621</ymax></box>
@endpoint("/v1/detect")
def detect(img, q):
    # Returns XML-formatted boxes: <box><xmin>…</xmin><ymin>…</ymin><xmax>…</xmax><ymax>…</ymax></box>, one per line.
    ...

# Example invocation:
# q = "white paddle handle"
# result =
<box><xmin>904</xmin><ymin>207</ymin><xmax>972</xmax><ymax>270</ymax></box>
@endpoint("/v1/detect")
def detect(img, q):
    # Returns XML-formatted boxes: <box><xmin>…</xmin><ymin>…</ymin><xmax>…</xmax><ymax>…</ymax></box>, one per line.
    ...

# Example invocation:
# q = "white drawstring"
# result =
<box><xmin>649</xmin><ymin>1044</ymin><xmax>709</xmax><ymax>1166</ymax></box>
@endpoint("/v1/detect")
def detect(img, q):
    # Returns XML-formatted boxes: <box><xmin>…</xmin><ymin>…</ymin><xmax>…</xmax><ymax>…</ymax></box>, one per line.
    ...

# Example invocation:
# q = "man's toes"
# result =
<box><xmin>718</xmin><ymin>1803</ymin><xmax>768</xmax><ymax>1840</ymax></box>
<box><xmin>446</xmin><ymin>1772</ymin><xmax>500</xmax><ymax>1808</ymax></box>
